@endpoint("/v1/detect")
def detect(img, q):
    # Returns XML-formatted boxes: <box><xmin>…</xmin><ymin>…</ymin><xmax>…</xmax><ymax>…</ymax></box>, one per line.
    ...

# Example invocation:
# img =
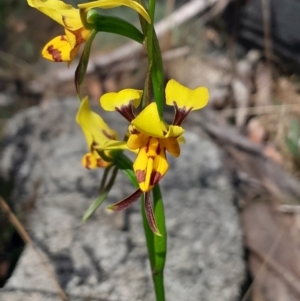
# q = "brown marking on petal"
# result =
<box><xmin>156</xmin><ymin>143</ymin><xmax>161</xmax><ymax>155</ymax></box>
<box><xmin>145</xmin><ymin>140</ymin><xmax>150</xmax><ymax>153</ymax></box>
<box><xmin>91</xmin><ymin>141</ymin><xmax>99</xmax><ymax>152</ymax></box>
<box><xmin>150</xmin><ymin>171</ymin><xmax>162</xmax><ymax>186</ymax></box>
<box><xmin>75</xmin><ymin>30</ymin><xmax>85</xmax><ymax>45</ymax></box>
<box><xmin>136</xmin><ymin>170</ymin><xmax>146</xmax><ymax>183</ymax></box>
<box><xmin>62</xmin><ymin>16</ymin><xmax>69</xmax><ymax>28</ymax></box>
<box><xmin>96</xmin><ymin>158</ymin><xmax>108</xmax><ymax>168</ymax></box>
<box><xmin>47</xmin><ymin>45</ymin><xmax>62</xmax><ymax>62</ymax></box>
<box><xmin>60</xmin><ymin>35</ymin><xmax>67</xmax><ymax>41</ymax></box>
<box><xmin>102</xmin><ymin>129</ymin><xmax>116</xmax><ymax>140</ymax></box>
<box><xmin>129</xmin><ymin>127</ymin><xmax>140</xmax><ymax>135</ymax></box>
<box><xmin>144</xmin><ymin>192</ymin><xmax>161</xmax><ymax>236</ymax></box>
<box><xmin>172</xmin><ymin>101</ymin><xmax>193</xmax><ymax>126</ymax></box>
<box><xmin>84</xmin><ymin>155</ymin><xmax>92</xmax><ymax>169</ymax></box>
<box><xmin>115</xmin><ymin>102</ymin><xmax>135</xmax><ymax>122</ymax></box>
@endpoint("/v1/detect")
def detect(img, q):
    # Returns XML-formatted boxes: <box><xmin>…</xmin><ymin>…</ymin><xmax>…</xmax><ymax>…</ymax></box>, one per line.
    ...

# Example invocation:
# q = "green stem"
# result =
<box><xmin>142</xmin><ymin>184</ymin><xmax>166</xmax><ymax>301</ymax></box>
<box><xmin>116</xmin><ymin>154</ymin><xmax>166</xmax><ymax>301</ymax></box>
<box><xmin>138</xmin><ymin>0</ymin><xmax>164</xmax><ymax>115</ymax></box>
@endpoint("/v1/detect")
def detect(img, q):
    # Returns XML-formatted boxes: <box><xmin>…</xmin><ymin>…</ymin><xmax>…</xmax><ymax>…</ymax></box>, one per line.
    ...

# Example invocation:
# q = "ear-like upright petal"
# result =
<box><xmin>100</xmin><ymin>89</ymin><xmax>143</xmax><ymax>122</ymax></box>
<box><xmin>166</xmin><ymin>79</ymin><xmax>209</xmax><ymax>111</ymax></box>
<box><xmin>100</xmin><ymin>89</ymin><xmax>143</xmax><ymax>111</ymax></box>
<box><xmin>78</xmin><ymin>0</ymin><xmax>151</xmax><ymax>23</ymax></box>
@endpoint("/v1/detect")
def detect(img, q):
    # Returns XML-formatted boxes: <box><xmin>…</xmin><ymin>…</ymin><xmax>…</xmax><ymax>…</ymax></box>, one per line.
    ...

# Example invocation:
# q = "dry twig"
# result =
<box><xmin>0</xmin><ymin>197</ymin><xmax>68</xmax><ymax>301</ymax></box>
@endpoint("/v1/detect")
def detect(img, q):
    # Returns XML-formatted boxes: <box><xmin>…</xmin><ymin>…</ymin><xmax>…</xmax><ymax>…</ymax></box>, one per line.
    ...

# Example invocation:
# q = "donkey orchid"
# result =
<box><xmin>27</xmin><ymin>0</ymin><xmax>150</xmax><ymax>62</ymax></box>
<box><xmin>99</xmin><ymin>79</ymin><xmax>209</xmax><ymax>235</ymax></box>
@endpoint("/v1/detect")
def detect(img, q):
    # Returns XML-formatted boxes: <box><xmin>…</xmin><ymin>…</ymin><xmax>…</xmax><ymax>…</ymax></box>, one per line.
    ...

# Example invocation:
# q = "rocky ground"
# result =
<box><xmin>0</xmin><ymin>99</ymin><xmax>245</xmax><ymax>301</ymax></box>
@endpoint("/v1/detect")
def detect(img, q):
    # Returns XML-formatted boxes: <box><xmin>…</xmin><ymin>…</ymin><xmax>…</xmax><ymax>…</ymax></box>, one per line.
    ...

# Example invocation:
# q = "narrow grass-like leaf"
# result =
<box><xmin>82</xmin><ymin>166</ymin><xmax>118</xmax><ymax>221</ymax></box>
<box><xmin>88</xmin><ymin>14</ymin><xmax>144</xmax><ymax>44</ymax></box>
<box><xmin>75</xmin><ymin>30</ymin><xmax>96</xmax><ymax>96</ymax></box>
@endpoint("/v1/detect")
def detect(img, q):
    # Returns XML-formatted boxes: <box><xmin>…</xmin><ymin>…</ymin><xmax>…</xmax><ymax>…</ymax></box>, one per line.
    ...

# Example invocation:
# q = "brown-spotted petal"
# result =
<box><xmin>108</xmin><ymin>188</ymin><xmax>142</xmax><ymax>211</ymax></box>
<box><xmin>144</xmin><ymin>192</ymin><xmax>161</xmax><ymax>236</ymax></box>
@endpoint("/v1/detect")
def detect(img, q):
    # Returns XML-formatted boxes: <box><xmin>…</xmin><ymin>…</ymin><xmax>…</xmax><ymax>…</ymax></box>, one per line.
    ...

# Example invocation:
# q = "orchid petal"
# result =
<box><xmin>132</xmin><ymin>102</ymin><xmax>167</xmax><ymax>138</ymax></box>
<box><xmin>133</xmin><ymin>138</ymin><xmax>169</xmax><ymax>192</ymax></box>
<box><xmin>82</xmin><ymin>152</ymin><xmax>110</xmax><ymax>169</ymax></box>
<box><xmin>28</xmin><ymin>0</ymin><xmax>82</xmax><ymax>30</ymax></box>
<box><xmin>100</xmin><ymin>89</ymin><xmax>143</xmax><ymax>111</ymax></box>
<box><xmin>108</xmin><ymin>188</ymin><xmax>143</xmax><ymax>211</ymax></box>
<box><xmin>161</xmin><ymin>137</ymin><xmax>180</xmax><ymax>158</ymax></box>
<box><xmin>42</xmin><ymin>35</ymin><xmax>75</xmax><ymax>62</ymax></box>
<box><xmin>127</xmin><ymin>132</ymin><xmax>149</xmax><ymax>150</ymax></box>
<box><xmin>76</xmin><ymin>96</ymin><xmax>118</xmax><ymax>148</ymax></box>
<box><xmin>78</xmin><ymin>0</ymin><xmax>151</xmax><ymax>23</ymax></box>
<box><xmin>144</xmin><ymin>192</ymin><xmax>161</xmax><ymax>236</ymax></box>
<box><xmin>166</xmin><ymin>79</ymin><xmax>209</xmax><ymax>111</ymax></box>
<box><xmin>165</xmin><ymin>124</ymin><xmax>185</xmax><ymax>138</ymax></box>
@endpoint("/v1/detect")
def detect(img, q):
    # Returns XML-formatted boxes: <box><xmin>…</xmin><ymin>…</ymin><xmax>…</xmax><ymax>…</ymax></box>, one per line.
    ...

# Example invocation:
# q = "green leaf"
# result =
<box><xmin>82</xmin><ymin>191</ymin><xmax>109</xmax><ymax>222</ymax></box>
<box><xmin>88</xmin><ymin>14</ymin><xmax>144</xmax><ymax>44</ymax></box>
<box><xmin>82</xmin><ymin>166</ymin><xmax>118</xmax><ymax>221</ymax></box>
<box><xmin>75</xmin><ymin>30</ymin><xmax>96</xmax><ymax>97</ymax></box>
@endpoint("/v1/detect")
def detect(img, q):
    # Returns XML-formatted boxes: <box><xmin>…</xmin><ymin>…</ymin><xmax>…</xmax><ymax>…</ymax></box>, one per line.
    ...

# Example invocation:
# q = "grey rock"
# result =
<box><xmin>0</xmin><ymin>99</ymin><xmax>245</xmax><ymax>301</ymax></box>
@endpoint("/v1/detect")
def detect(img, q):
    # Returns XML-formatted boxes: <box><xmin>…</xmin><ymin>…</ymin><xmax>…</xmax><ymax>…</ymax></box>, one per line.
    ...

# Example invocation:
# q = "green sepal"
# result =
<box><xmin>75</xmin><ymin>29</ymin><xmax>96</xmax><ymax>97</ymax></box>
<box><xmin>82</xmin><ymin>166</ymin><xmax>118</xmax><ymax>221</ymax></box>
<box><xmin>88</xmin><ymin>14</ymin><xmax>144</xmax><ymax>44</ymax></box>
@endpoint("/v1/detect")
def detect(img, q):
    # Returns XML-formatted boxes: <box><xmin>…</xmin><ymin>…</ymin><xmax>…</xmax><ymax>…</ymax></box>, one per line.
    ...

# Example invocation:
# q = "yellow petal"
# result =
<box><xmin>100</xmin><ymin>89</ymin><xmax>143</xmax><ymax>111</ymax></box>
<box><xmin>132</xmin><ymin>102</ymin><xmax>167</xmax><ymax>138</ymax></box>
<box><xmin>161</xmin><ymin>137</ymin><xmax>180</xmax><ymax>157</ymax></box>
<box><xmin>76</xmin><ymin>96</ymin><xmax>118</xmax><ymax>147</ymax></box>
<box><xmin>78</xmin><ymin>0</ymin><xmax>151</xmax><ymax>23</ymax></box>
<box><xmin>165</xmin><ymin>124</ymin><xmax>185</xmax><ymax>138</ymax></box>
<box><xmin>42</xmin><ymin>35</ymin><xmax>75</xmax><ymax>62</ymax></box>
<box><xmin>127</xmin><ymin>132</ymin><xmax>149</xmax><ymax>150</ymax></box>
<box><xmin>80</xmin><ymin>126</ymin><xmax>94</xmax><ymax>152</ymax></box>
<box><xmin>152</xmin><ymin>143</ymin><xmax>169</xmax><ymax>183</ymax></box>
<box><xmin>82</xmin><ymin>152</ymin><xmax>110</xmax><ymax>169</ymax></box>
<box><xmin>28</xmin><ymin>0</ymin><xmax>82</xmax><ymax>30</ymax></box>
<box><xmin>166</xmin><ymin>79</ymin><xmax>209</xmax><ymax>111</ymax></box>
<box><xmin>65</xmin><ymin>27</ymin><xmax>91</xmax><ymax>49</ymax></box>
<box><xmin>133</xmin><ymin>138</ymin><xmax>169</xmax><ymax>192</ymax></box>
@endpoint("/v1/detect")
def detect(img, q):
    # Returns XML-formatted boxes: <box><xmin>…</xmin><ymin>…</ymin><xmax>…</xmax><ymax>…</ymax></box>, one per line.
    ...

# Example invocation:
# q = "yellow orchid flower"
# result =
<box><xmin>97</xmin><ymin>79</ymin><xmax>209</xmax><ymax>235</ymax></box>
<box><xmin>76</xmin><ymin>96</ymin><xmax>118</xmax><ymax>169</ymax></box>
<box><xmin>27</xmin><ymin>0</ymin><xmax>151</xmax><ymax>62</ymax></box>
